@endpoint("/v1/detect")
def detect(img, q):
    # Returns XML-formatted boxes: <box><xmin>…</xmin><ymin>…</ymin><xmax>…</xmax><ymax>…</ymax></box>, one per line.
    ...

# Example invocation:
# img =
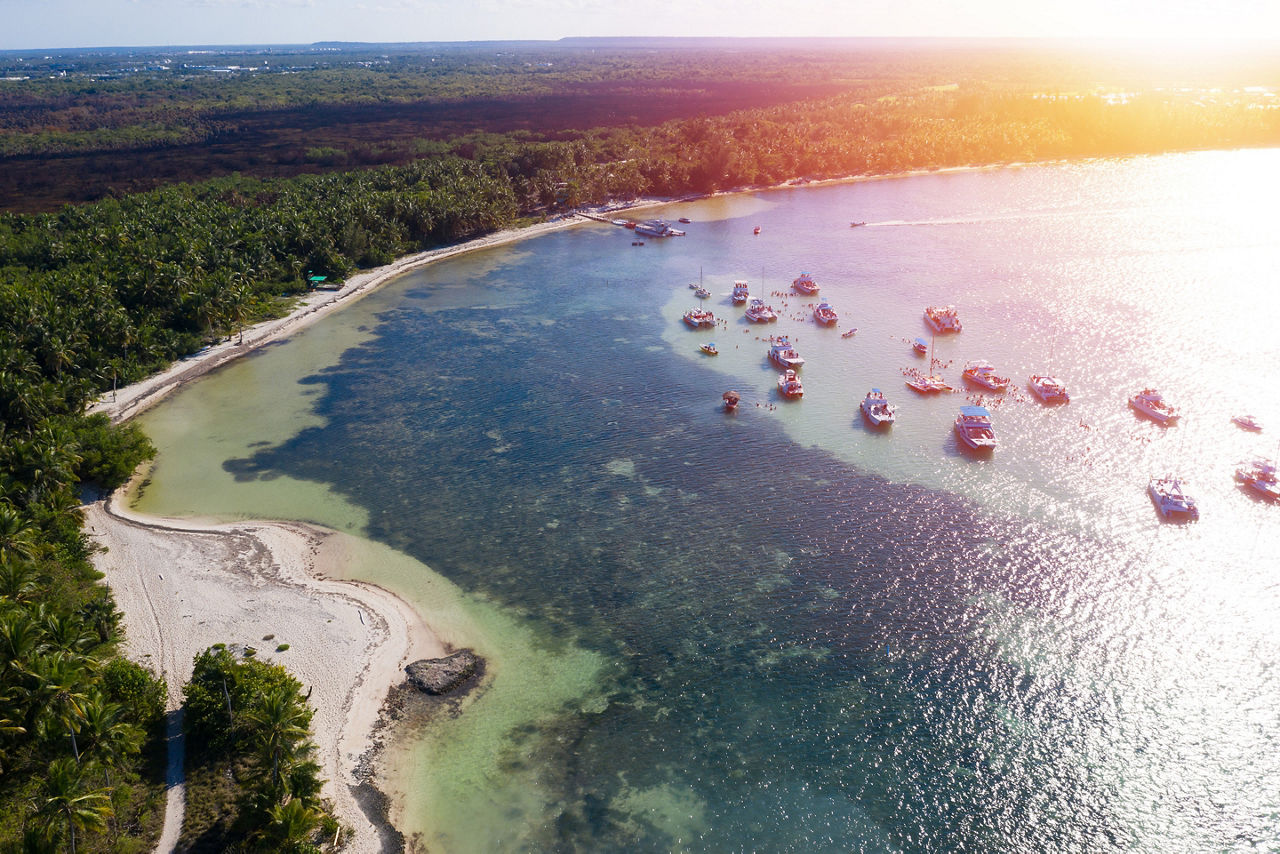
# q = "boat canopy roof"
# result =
<box><xmin>960</xmin><ymin>405</ymin><xmax>992</xmax><ymax>417</ymax></box>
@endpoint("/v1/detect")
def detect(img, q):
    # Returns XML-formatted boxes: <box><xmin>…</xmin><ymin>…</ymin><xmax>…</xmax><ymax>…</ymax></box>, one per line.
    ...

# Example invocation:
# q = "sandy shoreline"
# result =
<box><xmin>84</xmin><ymin>211</ymin><xmax>628</xmax><ymax>850</ymax></box>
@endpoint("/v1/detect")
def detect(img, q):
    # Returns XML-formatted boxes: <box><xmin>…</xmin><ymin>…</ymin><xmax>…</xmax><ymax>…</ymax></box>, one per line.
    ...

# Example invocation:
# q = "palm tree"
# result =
<box><xmin>0</xmin><ymin>502</ymin><xmax>39</xmax><ymax>565</ymax></box>
<box><xmin>257</xmin><ymin>798</ymin><xmax>321</xmax><ymax>852</ymax></box>
<box><xmin>23</xmin><ymin>650</ymin><xmax>93</xmax><ymax>761</ymax></box>
<box><xmin>244</xmin><ymin>687</ymin><xmax>312</xmax><ymax>795</ymax></box>
<box><xmin>33</xmin><ymin>757</ymin><xmax>112</xmax><ymax>854</ymax></box>
<box><xmin>76</xmin><ymin>692</ymin><xmax>142</xmax><ymax>787</ymax></box>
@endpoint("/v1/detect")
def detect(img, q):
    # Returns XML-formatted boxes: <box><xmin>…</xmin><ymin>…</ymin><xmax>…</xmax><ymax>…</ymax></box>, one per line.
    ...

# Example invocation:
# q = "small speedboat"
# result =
<box><xmin>813</xmin><ymin>302</ymin><xmax>838</xmax><ymax>326</ymax></box>
<box><xmin>1232</xmin><ymin>414</ymin><xmax>1263</xmax><ymax>432</ymax></box>
<box><xmin>792</xmin><ymin>272</ymin><xmax>820</xmax><ymax>295</ymax></box>
<box><xmin>723</xmin><ymin>390</ymin><xmax>740</xmax><ymax>412</ymax></box>
<box><xmin>694</xmin><ymin>287</ymin><xmax>712</xmax><ymax>300</ymax></box>
<box><xmin>842</xmin><ymin>328</ymin><xmax>858</xmax><ymax>339</ymax></box>
<box><xmin>678</xmin><ymin>217</ymin><xmax>691</xmax><ymax>224</ymax></box>
<box><xmin>683</xmin><ymin>308</ymin><xmax>716</xmax><ymax>328</ymax></box>
<box><xmin>1129</xmin><ymin>388</ymin><xmax>1179</xmax><ymax>425</ymax></box>
<box><xmin>954</xmin><ymin>405</ymin><xmax>996</xmax><ymax>451</ymax></box>
<box><xmin>1149</xmin><ymin>477</ymin><xmax>1199</xmax><ymax>519</ymax></box>
<box><xmin>861</xmin><ymin>389</ymin><xmax>896</xmax><ymax>427</ymax></box>
<box><xmin>912</xmin><ymin>337</ymin><xmax>928</xmax><ymax>354</ymax></box>
<box><xmin>962</xmin><ymin>360</ymin><xmax>1010</xmax><ymax>392</ymax></box>
<box><xmin>849</xmin><ymin>221</ymin><xmax>866</xmax><ymax>228</ymax></box>
<box><xmin>1236</xmin><ymin>458</ymin><xmax>1280</xmax><ymax>500</ymax></box>
<box><xmin>700</xmin><ymin>342</ymin><xmax>719</xmax><ymax>356</ymax></box>
<box><xmin>768</xmin><ymin>336</ymin><xmax>805</xmax><ymax>370</ymax></box>
<box><xmin>778</xmin><ymin>369</ymin><xmax>804</xmax><ymax>398</ymax></box>
<box><xmin>1028</xmin><ymin>374</ymin><xmax>1070</xmax><ymax>403</ymax></box>
<box><xmin>753</xmin><ymin>226</ymin><xmax>761</xmax><ymax>235</ymax></box>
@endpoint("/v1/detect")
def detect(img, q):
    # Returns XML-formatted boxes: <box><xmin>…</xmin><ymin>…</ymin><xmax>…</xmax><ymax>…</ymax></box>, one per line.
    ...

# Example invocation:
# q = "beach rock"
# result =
<box><xmin>405</xmin><ymin>650</ymin><xmax>479</xmax><ymax>695</ymax></box>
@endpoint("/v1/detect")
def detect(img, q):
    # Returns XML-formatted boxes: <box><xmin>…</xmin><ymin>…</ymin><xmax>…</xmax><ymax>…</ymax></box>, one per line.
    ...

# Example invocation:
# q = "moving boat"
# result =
<box><xmin>842</xmin><ymin>328</ymin><xmax>858</xmax><ymax>338</ymax></box>
<box><xmin>849</xmin><ymin>221</ymin><xmax>866</xmax><ymax>228</ymax></box>
<box><xmin>923</xmin><ymin>305</ymin><xmax>962</xmax><ymax>333</ymax></box>
<box><xmin>777</xmin><ymin>369</ymin><xmax>804</xmax><ymax>398</ymax></box>
<box><xmin>792</xmin><ymin>272</ymin><xmax>820</xmax><ymax>295</ymax></box>
<box><xmin>700</xmin><ymin>342</ymin><xmax>719</xmax><ymax>356</ymax></box>
<box><xmin>912</xmin><ymin>337</ymin><xmax>929</xmax><ymax>354</ymax></box>
<box><xmin>961</xmin><ymin>360</ymin><xmax>1011</xmax><ymax>392</ymax></box>
<box><xmin>768</xmin><ymin>336</ymin><xmax>805</xmax><ymax>370</ymax></box>
<box><xmin>678</xmin><ymin>217</ymin><xmax>692</xmax><ymax>224</ymax></box>
<box><xmin>745</xmin><ymin>298</ymin><xmax>778</xmax><ymax>323</ymax></box>
<box><xmin>813</xmin><ymin>302</ymin><xmax>839</xmax><ymax>326</ymax></box>
<box><xmin>954</xmin><ymin>405</ymin><xmax>996</xmax><ymax>451</ymax></box>
<box><xmin>731</xmin><ymin>281</ymin><xmax>751</xmax><ymax>304</ymax></box>
<box><xmin>1148</xmin><ymin>477</ymin><xmax>1199</xmax><ymax>519</ymax></box>
<box><xmin>1236</xmin><ymin>458</ymin><xmax>1280</xmax><ymax>500</ymax></box>
<box><xmin>860</xmin><ymin>389</ymin><xmax>896</xmax><ymax>427</ymax></box>
<box><xmin>753</xmin><ymin>226</ymin><xmax>761</xmax><ymax>235</ymax></box>
<box><xmin>1028</xmin><ymin>374</ymin><xmax>1070</xmax><ymax>403</ymax></box>
<box><xmin>1232</xmin><ymin>414</ymin><xmax>1263</xmax><ymax>432</ymax></box>
<box><xmin>683</xmin><ymin>307</ymin><xmax>716</xmax><ymax>328</ymax></box>
<box><xmin>1129</xmin><ymin>388</ymin><xmax>1180</xmax><ymax>424</ymax></box>
<box><xmin>905</xmin><ymin>373</ymin><xmax>952</xmax><ymax>394</ymax></box>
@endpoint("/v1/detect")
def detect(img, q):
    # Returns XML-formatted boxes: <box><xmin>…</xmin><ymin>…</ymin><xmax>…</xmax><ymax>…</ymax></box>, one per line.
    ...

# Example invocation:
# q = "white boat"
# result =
<box><xmin>813</xmin><ymin>302</ymin><xmax>839</xmax><ymax>326</ymax></box>
<box><xmin>842</xmin><ymin>328</ymin><xmax>858</xmax><ymax>338</ymax></box>
<box><xmin>1232</xmin><ymin>414</ymin><xmax>1263</xmax><ymax>432</ymax></box>
<box><xmin>860</xmin><ymin>389</ymin><xmax>896</xmax><ymax>427</ymax></box>
<box><xmin>924</xmin><ymin>305</ymin><xmax>962</xmax><ymax>333</ymax></box>
<box><xmin>1148</xmin><ymin>477</ymin><xmax>1199</xmax><ymax>519</ymax></box>
<box><xmin>1028</xmin><ymin>374</ymin><xmax>1070</xmax><ymax>403</ymax></box>
<box><xmin>778</xmin><ymin>369</ymin><xmax>804</xmax><ymax>398</ymax></box>
<box><xmin>731</xmin><ymin>281</ymin><xmax>751</xmax><ymax>304</ymax></box>
<box><xmin>961</xmin><ymin>360</ymin><xmax>1010</xmax><ymax>392</ymax></box>
<box><xmin>792</xmin><ymin>272</ymin><xmax>820</xmax><ymax>295</ymax></box>
<box><xmin>611</xmin><ymin>219</ymin><xmax>628</xmax><ymax>226</ymax></box>
<box><xmin>954</xmin><ymin>405</ymin><xmax>996</xmax><ymax>451</ymax></box>
<box><xmin>745</xmin><ymin>298</ymin><xmax>778</xmax><ymax>323</ymax></box>
<box><xmin>768</xmin><ymin>336</ymin><xmax>805</xmax><ymax>370</ymax></box>
<box><xmin>635</xmin><ymin>219</ymin><xmax>684</xmax><ymax>238</ymax></box>
<box><xmin>912</xmin><ymin>337</ymin><xmax>929</xmax><ymax>354</ymax></box>
<box><xmin>1236</xmin><ymin>458</ymin><xmax>1280</xmax><ymax>501</ymax></box>
<box><xmin>700</xmin><ymin>342</ymin><xmax>719</xmax><ymax>356</ymax></box>
<box><xmin>905</xmin><ymin>373</ymin><xmax>952</xmax><ymax>394</ymax></box>
<box><xmin>694</xmin><ymin>287</ymin><xmax>712</xmax><ymax>299</ymax></box>
<box><xmin>683</xmin><ymin>308</ymin><xmax>716</xmax><ymax>328</ymax></box>
<box><xmin>1129</xmin><ymin>388</ymin><xmax>1180</xmax><ymax>424</ymax></box>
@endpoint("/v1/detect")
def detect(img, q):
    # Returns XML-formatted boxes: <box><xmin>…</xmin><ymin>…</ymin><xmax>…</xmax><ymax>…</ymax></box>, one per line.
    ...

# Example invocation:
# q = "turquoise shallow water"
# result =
<box><xmin>138</xmin><ymin>150</ymin><xmax>1280</xmax><ymax>851</ymax></box>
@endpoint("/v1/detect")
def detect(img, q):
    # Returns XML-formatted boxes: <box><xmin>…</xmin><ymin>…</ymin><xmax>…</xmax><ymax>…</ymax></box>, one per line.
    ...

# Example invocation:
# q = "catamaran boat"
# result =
<box><xmin>731</xmin><ymin>281</ymin><xmax>751</xmax><ymax>304</ymax></box>
<box><xmin>1148</xmin><ymin>477</ymin><xmax>1199</xmax><ymax>519</ymax></box>
<box><xmin>1129</xmin><ymin>388</ymin><xmax>1180</xmax><ymax>424</ymax></box>
<box><xmin>924</xmin><ymin>305</ymin><xmax>962</xmax><ymax>333</ymax></box>
<box><xmin>768</xmin><ymin>336</ymin><xmax>805</xmax><ymax>370</ymax></box>
<box><xmin>745</xmin><ymin>298</ymin><xmax>778</xmax><ymax>323</ymax></box>
<box><xmin>792</xmin><ymin>272</ymin><xmax>820</xmax><ymax>295</ymax></box>
<box><xmin>954</xmin><ymin>405</ymin><xmax>997</xmax><ymax>451</ymax></box>
<box><xmin>683</xmin><ymin>307</ymin><xmax>716</xmax><ymax>328</ymax></box>
<box><xmin>1028</xmin><ymin>374</ymin><xmax>1070</xmax><ymax>403</ymax></box>
<box><xmin>961</xmin><ymin>360</ymin><xmax>1011</xmax><ymax>392</ymax></box>
<box><xmin>905</xmin><ymin>373</ymin><xmax>952</xmax><ymax>394</ymax></box>
<box><xmin>813</xmin><ymin>302</ymin><xmax>839</xmax><ymax>326</ymax></box>
<box><xmin>778</xmin><ymin>369</ymin><xmax>804</xmax><ymax>398</ymax></box>
<box><xmin>1236</xmin><ymin>458</ymin><xmax>1280</xmax><ymax>501</ymax></box>
<box><xmin>860</xmin><ymin>389</ymin><xmax>897</xmax><ymax>427</ymax></box>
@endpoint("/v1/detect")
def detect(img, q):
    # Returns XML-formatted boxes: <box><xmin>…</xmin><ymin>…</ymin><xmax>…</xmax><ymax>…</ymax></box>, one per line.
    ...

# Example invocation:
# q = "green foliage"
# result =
<box><xmin>100</xmin><ymin>658</ymin><xmax>166</xmax><ymax>731</ymax></box>
<box><xmin>68</xmin><ymin>415</ymin><xmax>156</xmax><ymax>492</ymax></box>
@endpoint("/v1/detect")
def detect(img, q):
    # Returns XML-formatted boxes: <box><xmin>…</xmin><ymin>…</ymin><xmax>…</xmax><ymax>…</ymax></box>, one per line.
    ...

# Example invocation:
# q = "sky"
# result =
<box><xmin>3</xmin><ymin>0</ymin><xmax>1279</xmax><ymax>51</ymax></box>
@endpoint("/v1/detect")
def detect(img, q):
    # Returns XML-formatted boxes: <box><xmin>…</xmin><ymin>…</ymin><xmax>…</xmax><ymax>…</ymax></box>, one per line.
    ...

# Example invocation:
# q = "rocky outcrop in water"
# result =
<box><xmin>405</xmin><ymin>650</ymin><xmax>480</xmax><ymax>695</ymax></box>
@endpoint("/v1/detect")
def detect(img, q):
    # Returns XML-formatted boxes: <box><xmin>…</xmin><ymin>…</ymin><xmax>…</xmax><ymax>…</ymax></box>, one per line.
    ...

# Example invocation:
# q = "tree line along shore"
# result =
<box><xmin>3</xmin><ymin>41</ymin><xmax>1280</xmax><ymax>851</ymax></box>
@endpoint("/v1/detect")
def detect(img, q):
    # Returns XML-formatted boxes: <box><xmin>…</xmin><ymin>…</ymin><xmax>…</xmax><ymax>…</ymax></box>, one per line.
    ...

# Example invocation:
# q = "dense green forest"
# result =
<box><xmin>2</xmin><ymin>40</ymin><xmax>1279</xmax><ymax>851</ymax></box>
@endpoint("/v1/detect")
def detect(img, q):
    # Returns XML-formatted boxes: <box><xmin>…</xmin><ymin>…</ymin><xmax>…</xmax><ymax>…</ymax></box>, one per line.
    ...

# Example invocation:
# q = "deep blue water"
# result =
<box><xmin>156</xmin><ymin>151</ymin><xmax>1280</xmax><ymax>851</ymax></box>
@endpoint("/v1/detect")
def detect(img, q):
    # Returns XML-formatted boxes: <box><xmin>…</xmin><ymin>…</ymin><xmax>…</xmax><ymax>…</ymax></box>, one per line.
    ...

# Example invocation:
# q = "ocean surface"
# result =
<box><xmin>135</xmin><ymin>149</ymin><xmax>1280</xmax><ymax>852</ymax></box>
